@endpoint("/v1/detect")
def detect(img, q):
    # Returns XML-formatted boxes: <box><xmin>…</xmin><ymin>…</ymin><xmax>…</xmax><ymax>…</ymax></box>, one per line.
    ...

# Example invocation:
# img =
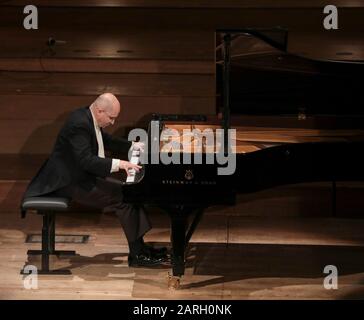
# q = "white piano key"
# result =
<box><xmin>126</xmin><ymin>176</ymin><xmax>135</xmax><ymax>183</ymax></box>
<box><xmin>130</xmin><ymin>156</ymin><xmax>139</xmax><ymax>164</ymax></box>
<box><xmin>126</xmin><ymin>169</ymin><xmax>136</xmax><ymax>183</ymax></box>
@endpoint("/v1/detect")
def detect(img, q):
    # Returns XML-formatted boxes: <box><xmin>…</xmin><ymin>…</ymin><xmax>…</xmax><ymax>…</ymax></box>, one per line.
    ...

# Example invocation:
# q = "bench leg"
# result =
<box><xmin>49</xmin><ymin>213</ymin><xmax>56</xmax><ymax>253</ymax></box>
<box><xmin>20</xmin><ymin>268</ymin><xmax>72</xmax><ymax>275</ymax></box>
<box><xmin>42</xmin><ymin>213</ymin><xmax>50</xmax><ymax>272</ymax></box>
<box><xmin>27</xmin><ymin>214</ymin><xmax>76</xmax><ymax>256</ymax></box>
<box><xmin>21</xmin><ymin>213</ymin><xmax>73</xmax><ymax>275</ymax></box>
<box><xmin>27</xmin><ymin>249</ymin><xmax>76</xmax><ymax>256</ymax></box>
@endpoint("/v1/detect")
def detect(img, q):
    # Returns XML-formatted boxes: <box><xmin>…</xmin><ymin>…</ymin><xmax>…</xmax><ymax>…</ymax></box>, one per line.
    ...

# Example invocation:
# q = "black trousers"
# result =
<box><xmin>53</xmin><ymin>177</ymin><xmax>151</xmax><ymax>243</ymax></box>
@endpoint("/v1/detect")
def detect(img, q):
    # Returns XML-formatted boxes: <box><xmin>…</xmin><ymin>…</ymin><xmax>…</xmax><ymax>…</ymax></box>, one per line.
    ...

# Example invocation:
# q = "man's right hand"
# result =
<box><xmin>119</xmin><ymin>160</ymin><xmax>142</xmax><ymax>175</ymax></box>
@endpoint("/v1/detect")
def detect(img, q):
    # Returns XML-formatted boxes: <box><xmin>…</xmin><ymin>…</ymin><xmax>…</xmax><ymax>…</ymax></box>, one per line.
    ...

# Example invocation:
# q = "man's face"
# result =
<box><xmin>96</xmin><ymin>105</ymin><xmax>120</xmax><ymax>128</ymax></box>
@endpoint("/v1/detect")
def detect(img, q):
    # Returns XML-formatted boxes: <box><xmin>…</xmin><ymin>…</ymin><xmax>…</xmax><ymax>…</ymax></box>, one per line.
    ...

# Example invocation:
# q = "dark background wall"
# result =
<box><xmin>0</xmin><ymin>1</ymin><xmax>363</xmax><ymax>215</ymax></box>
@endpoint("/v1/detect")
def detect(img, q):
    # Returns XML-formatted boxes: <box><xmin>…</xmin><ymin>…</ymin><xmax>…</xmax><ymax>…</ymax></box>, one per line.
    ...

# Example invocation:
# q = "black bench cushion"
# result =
<box><xmin>22</xmin><ymin>197</ymin><xmax>70</xmax><ymax>212</ymax></box>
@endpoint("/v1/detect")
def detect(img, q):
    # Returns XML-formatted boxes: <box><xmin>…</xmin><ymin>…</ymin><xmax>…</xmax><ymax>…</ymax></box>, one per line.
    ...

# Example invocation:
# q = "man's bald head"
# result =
<box><xmin>90</xmin><ymin>93</ymin><xmax>121</xmax><ymax>128</ymax></box>
<box><xmin>93</xmin><ymin>93</ymin><xmax>120</xmax><ymax>113</ymax></box>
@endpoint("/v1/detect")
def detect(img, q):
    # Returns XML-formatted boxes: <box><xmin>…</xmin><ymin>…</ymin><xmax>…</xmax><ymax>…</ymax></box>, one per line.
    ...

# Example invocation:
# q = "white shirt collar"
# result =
<box><xmin>89</xmin><ymin>106</ymin><xmax>100</xmax><ymax>131</ymax></box>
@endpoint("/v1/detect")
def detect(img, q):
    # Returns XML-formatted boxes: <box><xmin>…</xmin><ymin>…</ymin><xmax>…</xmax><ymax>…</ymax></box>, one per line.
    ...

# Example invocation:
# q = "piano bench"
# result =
<box><xmin>20</xmin><ymin>197</ymin><xmax>76</xmax><ymax>275</ymax></box>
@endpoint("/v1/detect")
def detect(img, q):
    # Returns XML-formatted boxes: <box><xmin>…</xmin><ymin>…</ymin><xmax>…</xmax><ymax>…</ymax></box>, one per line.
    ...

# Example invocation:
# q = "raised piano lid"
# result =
<box><xmin>216</xmin><ymin>28</ymin><xmax>364</xmax><ymax>126</ymax></box>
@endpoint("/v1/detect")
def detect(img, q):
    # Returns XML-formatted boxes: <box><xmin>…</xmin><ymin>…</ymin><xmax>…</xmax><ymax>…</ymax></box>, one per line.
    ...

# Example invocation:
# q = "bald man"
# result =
<box><xmin>24</xmin><ymin>93</ymin><xmax>167</xmax><ymax>267</ymax></box>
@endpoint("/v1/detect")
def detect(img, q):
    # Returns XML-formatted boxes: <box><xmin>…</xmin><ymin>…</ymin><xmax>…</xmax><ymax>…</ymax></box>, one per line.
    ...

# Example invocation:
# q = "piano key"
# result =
<box><xmin>130</xmin><ymin>156</ymin><xmax>139</xmax><ymax>164</ymax></box>
<box><xmin>126</xmin><ymin>176</ymin><xmax>135</xmax><ymax>183</ymax></box>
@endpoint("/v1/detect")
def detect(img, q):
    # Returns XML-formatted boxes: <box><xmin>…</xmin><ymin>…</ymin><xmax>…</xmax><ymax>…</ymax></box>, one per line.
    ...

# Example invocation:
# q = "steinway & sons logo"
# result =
<box><xmin>184</xmin><ymin>170</ymin><xmax>194</xmax><ymax>180</ymax></box>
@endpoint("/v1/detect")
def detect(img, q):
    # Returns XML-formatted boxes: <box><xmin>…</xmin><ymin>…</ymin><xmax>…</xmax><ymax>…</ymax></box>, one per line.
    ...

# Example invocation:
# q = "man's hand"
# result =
<box><xmin>119</xmin><ymin>160</ymin><xmax>141</xmax><ymax>175</ymax></box>
<box><xmin>132</xmin><ymin>141</ymin><xmax>145</xmax><ymax>152</ymax></box>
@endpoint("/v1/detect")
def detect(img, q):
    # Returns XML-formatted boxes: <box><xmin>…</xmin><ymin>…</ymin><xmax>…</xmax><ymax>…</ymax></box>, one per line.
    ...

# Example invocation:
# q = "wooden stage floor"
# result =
<box><xmin>1</xmin><ymin>209</ymin><xmax>364</xmax><ymax>300</ymax></box>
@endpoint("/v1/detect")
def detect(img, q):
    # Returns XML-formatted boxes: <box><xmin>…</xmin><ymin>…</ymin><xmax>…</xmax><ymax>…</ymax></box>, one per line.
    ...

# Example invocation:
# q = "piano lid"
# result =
<box><xmin>216</xmin><ymin>28</ymin><xmax>364</xmax><ymax>66</ymax></box>
<box><xmin>216</xmin><ymin>28</ymin><xmax>364</xmax><ymax>119</ymax></box>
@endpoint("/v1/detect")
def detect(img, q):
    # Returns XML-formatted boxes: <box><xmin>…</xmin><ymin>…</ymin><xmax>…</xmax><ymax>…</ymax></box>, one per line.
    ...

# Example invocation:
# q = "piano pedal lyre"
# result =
<box><xmin>167</xmin><ymin>272</ymin><xmax>181</xmax><ymax>290</ymax></box>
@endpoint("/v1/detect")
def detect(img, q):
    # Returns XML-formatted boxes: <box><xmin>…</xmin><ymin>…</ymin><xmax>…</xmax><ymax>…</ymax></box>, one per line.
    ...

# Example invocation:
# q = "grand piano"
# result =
<box><xmin>121</xmin><ymin>28</ymin><xmax>364</xmax><ymax>289</ymax></box>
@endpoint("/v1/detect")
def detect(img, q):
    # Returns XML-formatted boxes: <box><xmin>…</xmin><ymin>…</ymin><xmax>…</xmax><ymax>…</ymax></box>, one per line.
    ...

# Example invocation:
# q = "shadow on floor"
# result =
<box><xmin>185</xmin><ymin>243</ymin><xmax>364</xmax><ymax>287</ymax></box>
<box><xmin>22</xmin><ymin>242</ymin><xmax>364</xmax><ymax>295</ymax></box>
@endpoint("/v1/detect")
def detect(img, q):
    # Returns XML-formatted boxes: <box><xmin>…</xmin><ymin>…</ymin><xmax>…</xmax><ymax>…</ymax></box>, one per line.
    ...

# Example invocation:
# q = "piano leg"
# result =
<box><xmin>169</xmin><ymin>207</ymin><xmax>187</xmax><ymax>287</ymax></box>
<box><xmin>166</xmin><ymin>206</ymin><xmax>204</xmax><ymax>289</ymax></box>
<box><xmin>185</xmin><ymin>208</ymin><xmax>204</xmax><ymax>245</ymax></box>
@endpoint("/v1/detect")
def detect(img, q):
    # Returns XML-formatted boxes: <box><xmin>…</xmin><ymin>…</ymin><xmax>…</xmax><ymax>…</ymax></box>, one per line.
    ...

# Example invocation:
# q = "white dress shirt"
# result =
<box><xmin>90</xmin><ymin>107</ymin><xmax>120</xmax><ymax>173</ymax></box>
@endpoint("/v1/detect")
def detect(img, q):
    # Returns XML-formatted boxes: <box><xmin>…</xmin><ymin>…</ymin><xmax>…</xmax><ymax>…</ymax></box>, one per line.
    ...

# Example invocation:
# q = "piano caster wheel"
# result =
<box><xmin>167</xmin><ymin>272</ymin><xmax>181</xmax><ymax>290</ymax></box>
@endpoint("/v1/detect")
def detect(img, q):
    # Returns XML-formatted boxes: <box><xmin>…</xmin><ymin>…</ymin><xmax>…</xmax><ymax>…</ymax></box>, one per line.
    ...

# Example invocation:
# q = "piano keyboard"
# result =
<box><xmin>126</xmin><ymin>150</ymin><xmax>140</xmax><ymax>183</ymax></box>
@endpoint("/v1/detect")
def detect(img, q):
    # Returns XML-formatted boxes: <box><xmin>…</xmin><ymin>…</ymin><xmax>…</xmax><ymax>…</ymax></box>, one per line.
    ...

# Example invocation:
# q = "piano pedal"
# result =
<box><xmin>167</xmin><ymin>272</ymin><xmax>181</xmax><ymax>290</ymax></box>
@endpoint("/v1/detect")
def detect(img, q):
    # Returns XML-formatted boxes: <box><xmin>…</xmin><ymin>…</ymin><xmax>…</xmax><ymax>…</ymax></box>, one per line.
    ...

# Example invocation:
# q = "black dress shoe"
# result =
<box><xmin>128</xmin><ymin>252</ymin><xmax>164</xmax><ymax>267</ymax></box>
<box><xmin>142</xmin><ymin>244</ymin><xmax>168</xmax><ymax>259</ymax></box>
